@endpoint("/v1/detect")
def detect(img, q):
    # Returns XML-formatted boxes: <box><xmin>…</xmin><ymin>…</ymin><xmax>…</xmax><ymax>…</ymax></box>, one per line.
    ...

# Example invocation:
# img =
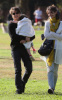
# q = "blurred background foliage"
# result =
<box><xmin>0</xmin><ymin>0</ymin><xmax>62</xmax><ymax>22</ymax></box>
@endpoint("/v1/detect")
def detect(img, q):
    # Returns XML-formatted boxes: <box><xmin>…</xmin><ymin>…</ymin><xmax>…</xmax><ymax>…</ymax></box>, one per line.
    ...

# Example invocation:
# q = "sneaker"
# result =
<box><xmin>48</xmin><ymin>89</ymin><xmax>54</xmax><ymax>94</ymax></box>
<box><xmin>33</xmin><ymin>49</ymin><xmax>36</xmax><ymax>53</ymax></box>
<box><xmin>30</xmin><ymin>56</ymin><xmax>35</xmax><ymax>61</ymax></box>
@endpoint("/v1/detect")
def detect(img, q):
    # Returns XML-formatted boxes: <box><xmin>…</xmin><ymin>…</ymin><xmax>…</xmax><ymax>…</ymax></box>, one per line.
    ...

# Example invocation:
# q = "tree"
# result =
<box><xmin>16</xmin><ymin>0</ymin><xmax>57</xmax><ymax>20</ymax></box>
<box><xmin>15</xmin><ymin>0</ymin><xmax>20</xmax><ymax>6</ymax></box>
<box><xmin>20</xmin><ymin>0</ymin><xmax>29</xmax><ymax>13</ymax></box>
<box><xmin>0</xmin><ymin>0</ymin><xmax>15</xmax><ymax>22</ymax></box>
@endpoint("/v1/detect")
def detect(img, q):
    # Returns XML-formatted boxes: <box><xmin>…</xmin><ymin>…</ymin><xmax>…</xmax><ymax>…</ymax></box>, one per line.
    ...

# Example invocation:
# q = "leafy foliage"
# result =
<box><xmin>0</xmin><ymin>0</ymin><xmax>14</xmax><ymax>10</ymax></box>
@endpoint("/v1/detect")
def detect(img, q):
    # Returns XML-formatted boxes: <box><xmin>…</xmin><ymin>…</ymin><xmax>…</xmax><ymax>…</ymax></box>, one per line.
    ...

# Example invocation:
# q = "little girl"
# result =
<box><xmin>16</xmin><ymin>14</ymin><xmax>36</xmax><ymax>60</ymax></box>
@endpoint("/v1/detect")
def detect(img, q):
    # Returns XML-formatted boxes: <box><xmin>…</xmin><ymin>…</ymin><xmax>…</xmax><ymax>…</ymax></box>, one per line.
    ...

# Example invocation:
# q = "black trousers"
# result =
<box><xmin>11</xmin><ymin>47</ymin><xmax>32</xmax><ymax>90</ymax></box>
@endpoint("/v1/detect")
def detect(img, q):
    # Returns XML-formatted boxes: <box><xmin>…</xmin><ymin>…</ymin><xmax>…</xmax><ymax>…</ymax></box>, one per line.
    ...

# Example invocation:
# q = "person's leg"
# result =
<box><xmin>47</xmin><ymin>63</ymin><xmax>54</xmax><ymax>90</ymax></box>
<box><xmin>21</xmin><ymin>48</ymin><xmax>32</xmax><ymax>85</ymax></box>
<box><xmin>46</xmin><ymin>62</ymin><xmax>55</xmax><ymax>94</ymax></box>
<box><xmin>27</xmin><ymin>48</ymin><xmax>31</xmax><ymax>56</ymax></box>
<box><xmin>54</xmin><ymin>63</ymin><xmax>59</xmax><ymax>90</ymax></box>
<box><xmin>11</xmin><ymin>49</ymin><xmax>23</xmax><ymax>93</ymax></box>
<box><xmin>31</xmin><ymin>42</ymin><xmax>36</xmax><ymax>53</ymax></box>
<box><xmin>27</xmin><ymin>48</ymin><xmax>35</xmax><ymax>61</ymax></box>
<box><xmin>24</xmin><ymin>42</ymin><xmax>35</xmax><ymax>61</ymax></box>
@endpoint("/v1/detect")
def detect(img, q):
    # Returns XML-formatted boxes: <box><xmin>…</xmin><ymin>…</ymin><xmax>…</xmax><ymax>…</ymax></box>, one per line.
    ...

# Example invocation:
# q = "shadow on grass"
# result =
<box><xmin>0</xmin><ymin>57</ymin><xmax>42</xmax><ymax>62</ymax></box>
<box><xmin>24</xmin><ymin>91</ymin><xmax>62</xmax><ymax>96</ymax></box>
<box><xmin>33</xmin><ymin>60</ymin><xmax>42</xmax><ymax>62</ymax></box>
<box><xmin>24</xmin><ymin>91</ymin><xmax>47</xmax><ymax>95</ymax></box>
<box><xmin>0</xmin><ymin>57</ymin><xmax>12</xmax><ymax>60</ymax></box>
<box><xmin>55</xmin><ymin>92</ymin><xmax>62</xmax><ymax>95</ymax></box>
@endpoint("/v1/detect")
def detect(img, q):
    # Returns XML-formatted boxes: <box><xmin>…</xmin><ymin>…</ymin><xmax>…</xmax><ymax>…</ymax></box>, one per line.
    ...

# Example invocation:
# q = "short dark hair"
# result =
<box><xmin>19</xmin><ymin>14</ymin><xmax>28</xmax><ymax>20</ymax></box>
<box><xmin>9</xmin><ymin>7</ymin><xmax>21</xmax><ymax>15</ymax></box>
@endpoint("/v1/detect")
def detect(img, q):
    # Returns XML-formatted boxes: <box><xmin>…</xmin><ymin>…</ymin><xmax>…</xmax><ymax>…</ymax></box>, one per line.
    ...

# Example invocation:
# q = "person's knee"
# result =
<box><xmin>54</xmin><ymin>71</ymin><xmax>58</xmax><ymax>77</ymax></box>
<box><xmin>47</xmin><ymin>68</ymin><xmax>53</xmax><ymax>73</ymax></box>
<box><xmin>25</xmin><ymin>60</ymin><xmax>32</xmax><ymax>74</ymax></box>
<box><xmin>26</xmin><ymin>65</ymin><xmax>32</xmax><ymax>75</ymax></box>
<box><xmin>28</xmin><ymin>66</ymin><xmax>32</xmax><ymax>74</ymax></box>
<box><xmin>15</xmin><ymin>68</ymin><xmax>21</xmax><ymax>74</ymax></box>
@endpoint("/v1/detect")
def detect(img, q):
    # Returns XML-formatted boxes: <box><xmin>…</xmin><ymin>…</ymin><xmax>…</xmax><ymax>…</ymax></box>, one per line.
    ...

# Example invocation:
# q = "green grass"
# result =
<box><xmin>0</xmin><ymin>79</ymin><xmax>62</xmax><ymax>100</ymax></box>
<box><xmin>0</xmin><ymin>27</ymin><xmax>62</xmax><ymax>100</ymax></box>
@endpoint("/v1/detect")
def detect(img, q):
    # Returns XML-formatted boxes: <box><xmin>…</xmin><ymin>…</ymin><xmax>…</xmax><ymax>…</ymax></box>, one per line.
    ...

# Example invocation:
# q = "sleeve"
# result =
<box><xmin>44</xmin><ymin>21</ymin><xmax>62</xmax><ymax>40</ymax></box>
<box><xmin>8</xmin><ymin>23</ymin><xmax>26</xmax><ymax>42</ymax></box>
<box><xmin>50</xmin><ymin>31</ymin><xmax>62</xmax><ymax>41</ymax></box>
<box><xmin>30</xmin><ymin>35</ymin><xmax>35</xmax><ymax>41</ymax></box>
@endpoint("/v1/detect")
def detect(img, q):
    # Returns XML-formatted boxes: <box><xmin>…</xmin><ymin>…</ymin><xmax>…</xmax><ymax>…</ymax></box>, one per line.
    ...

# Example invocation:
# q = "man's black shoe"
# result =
<box><xmin>16</xmin><ymin>90</ymin><xmax>23</xmax><ymax>94</ymax></box>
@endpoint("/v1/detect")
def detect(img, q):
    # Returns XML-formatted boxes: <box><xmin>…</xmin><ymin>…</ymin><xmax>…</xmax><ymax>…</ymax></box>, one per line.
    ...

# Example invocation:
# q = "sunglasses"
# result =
<box><xmin>12</xmin><ymin>12</ymin><xmax>20</xmax><ymax>15</ymax></box>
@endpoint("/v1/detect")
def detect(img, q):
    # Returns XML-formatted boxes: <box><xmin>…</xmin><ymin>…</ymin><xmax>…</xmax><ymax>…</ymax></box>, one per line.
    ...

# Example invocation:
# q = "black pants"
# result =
<box><xmin>11</xmin><ymin>48</ymin><xmax>32</xmax><ymax>90</ymax></box>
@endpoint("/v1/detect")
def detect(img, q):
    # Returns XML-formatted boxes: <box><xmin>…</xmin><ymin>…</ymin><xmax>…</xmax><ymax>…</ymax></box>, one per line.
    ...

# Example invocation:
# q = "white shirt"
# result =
<box><xmin>34</xmin><ymin>10</ymin><xmax>42</xmax><ymax>19</ymax></box>
<box><xmin>16</xmin><ymin>17</ymin><xmax>35</xmax><ymax>37</ymax></box>
<box><xmin>44</xmin><ymin>20</ymin><xmax>62</xmax><ymax>64</ymax></box>
<box><xmin>16</xmin><ymin>17</ymin><xmax>35</xmax><ymax>49</ymax></box>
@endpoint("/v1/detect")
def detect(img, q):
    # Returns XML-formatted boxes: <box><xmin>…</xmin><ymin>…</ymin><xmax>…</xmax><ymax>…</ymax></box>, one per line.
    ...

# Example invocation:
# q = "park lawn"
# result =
<box><xmin>0</xmin><ymin>27</ymin><xmax>62</xmax><ymax>100</ymax></box>
<box><xmin>0</xmin><ymin>78</ymin><xmax>62</xmax><ymax>100</ymax></box>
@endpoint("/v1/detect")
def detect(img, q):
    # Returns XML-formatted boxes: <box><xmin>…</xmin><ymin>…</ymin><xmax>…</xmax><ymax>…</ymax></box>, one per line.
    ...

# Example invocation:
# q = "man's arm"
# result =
<box><xmin>8</xmin><ymin>23</ymin><xmax>26</xmax><ymax>42</ymax></box>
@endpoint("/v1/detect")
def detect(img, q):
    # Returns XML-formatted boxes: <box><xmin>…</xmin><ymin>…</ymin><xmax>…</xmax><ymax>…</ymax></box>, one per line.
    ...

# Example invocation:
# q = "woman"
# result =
<box><xmin>8</xmin><ymin>7</ymin><xmax>35</xmax><ymax>94</ymax></box>
<box><xmin>44</xmin><ymin>5</ymin><xmax>62</xmax><ymax>94</ymax></box>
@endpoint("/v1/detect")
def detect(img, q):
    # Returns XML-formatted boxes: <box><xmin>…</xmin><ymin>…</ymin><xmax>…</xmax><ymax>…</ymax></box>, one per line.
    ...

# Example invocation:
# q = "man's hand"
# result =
<box><xmin>20</xmin><ymin>40</ymin><xmax>26</xmax><ymax>43</ymax></box>
<box><xmin>26</xmin><ymin>37</ymin><xmax>30</xmax><ymax>42</ymax></box>
<box><xmin>10</xmin><ymin>20</ymin><xmax>18</xmax><ymax>23</ymax></box>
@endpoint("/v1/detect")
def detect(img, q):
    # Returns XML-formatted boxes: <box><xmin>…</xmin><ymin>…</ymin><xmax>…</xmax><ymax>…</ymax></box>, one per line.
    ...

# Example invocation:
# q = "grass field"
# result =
<box><xmin>0</xmin><ymin>27</ymin><xmax>62</xmax><ymax>100</ymax></box>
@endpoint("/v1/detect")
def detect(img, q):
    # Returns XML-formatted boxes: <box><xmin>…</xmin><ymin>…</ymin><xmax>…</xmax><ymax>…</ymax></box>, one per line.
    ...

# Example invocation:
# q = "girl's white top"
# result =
<box><xmin>16</xmin><ymin>17</ymin><xmax>35</xmax><ymax>37</ymax></box>
<box><xmin>44</xmin><ymin>20</ymin><xmax>62</xmax><ymax>64</ymax></box>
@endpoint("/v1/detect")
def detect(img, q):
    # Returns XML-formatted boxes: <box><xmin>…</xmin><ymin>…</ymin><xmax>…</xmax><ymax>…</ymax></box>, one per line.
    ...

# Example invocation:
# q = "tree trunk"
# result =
<box><xmin>15</xmin><ymin>0</ymin><xmax>19</xmax><ymax>6</ymax></box>
<box><xmin>19</xmin><ymin>0</ymin><xmax>30</xmax><ymax>17</ymax></box>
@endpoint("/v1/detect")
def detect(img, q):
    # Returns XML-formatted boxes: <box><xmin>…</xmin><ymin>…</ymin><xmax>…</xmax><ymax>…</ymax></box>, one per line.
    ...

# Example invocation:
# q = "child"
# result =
<box><xmin>16</xmin><ymin>14</ymin><xmax>36</xmax><ymax>60</ymax></box>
